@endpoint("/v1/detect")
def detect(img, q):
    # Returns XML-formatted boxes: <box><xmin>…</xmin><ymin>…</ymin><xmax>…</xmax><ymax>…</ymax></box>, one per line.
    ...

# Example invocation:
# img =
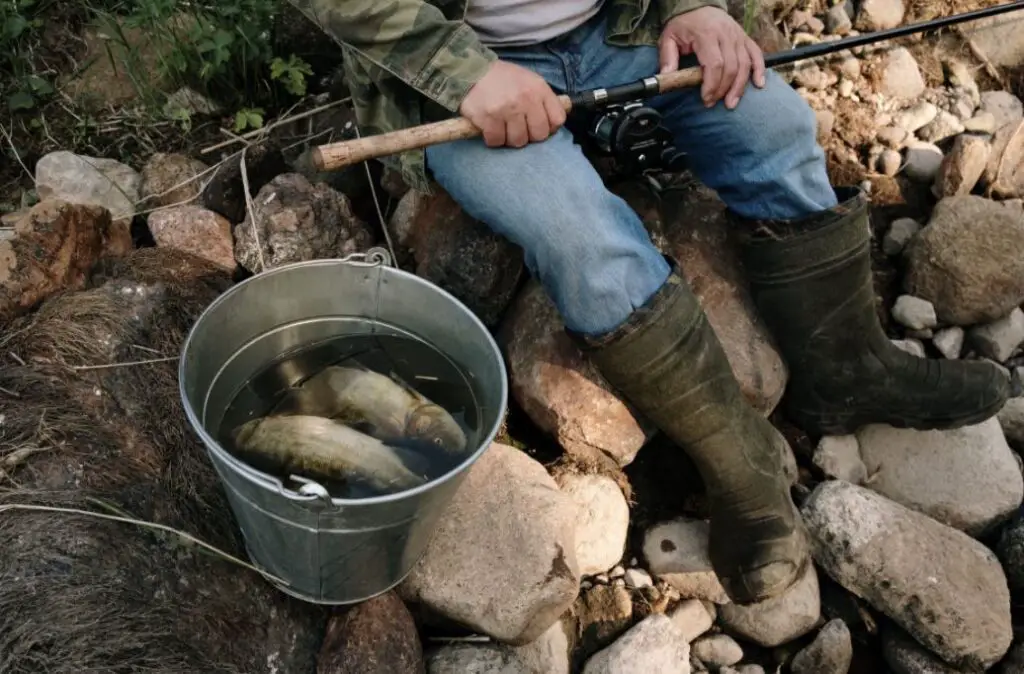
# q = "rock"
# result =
<box><xmin>574</xmin><ymin>585</ymin><xmax>634</xmax><ymax>661</ymax></box>
<box><xmin>903</xmin><ymin>195</ymin><xmax>1024</xmax><ymax>326</ymax></box>
<box><xmin>424</xmin><ymin>645</ymin><xmax>531</xmax><ymax>674</ymax></box>
<box><xmin>643</xmin><ymin>518</ymin><xmax>729</xmax><ymax>604</ymax></box>
<box><xmin>892</xmin><ymin>338</ymin><xmax>926</xmax><ymax>357</ymax></box>
<box><xmin>163</xmin><ymin>86</ymin><xmax>221</xmax><ymax>116</ymax></box>
<box><xmin>0</xmin><ymin>200</ymin><xmax>132</xmax><ymax>323</ymax></box>
<box><xmin>510</xmin><ymin>620</ymin><xmax>573</xmax><ymax>674</ymax></box>
<box><xmin>882</xmin><ymin>624</ymin><xmax>971</xmax><ymax>674</ymax></box>
<box><xmin>233</xmin><ymin>173</ymin><xmax>375</xmax><ymax>272</ymax></box>
<box><xmin>145</xmin><ymin>205</ymin><xmax>235</xmax><ymax>270</ymax></box>
<box><xmin>793</xmin><ymin>64</ymin><xmax>830</xmax><ymax>91</ymax></box>
<box><xmin>624</xmin><ymin>569</ymin><xmax>653</xmax><ymax>589</ymax></box>
<box><xmin>657</xmin><ymin>183</ymin><xmax>788</xmax><ymax>415</ymax></box>
<box><xmin>959</xmin><ymin>15</ymin><xmax>1024</xmax><ymax>67</ymax></box>
<box><xmin>398</xmin><ymin>443</ymin><xmax>580</xmax><ymax>644</ymax></box>
<box><xmin>896</xmin><ymin>102</ymin><xmax>939</xmax><ymax>133</ymax></box>
<box><xmin>854</xmin><ymin>0</ymin><xmax>904</xmax><ymax>29</ymax></box>
<box><xmin>691</xmin><ymin>634</ymin><xmax>743</xmax><ymax>668</ymax></box>
<box><xmin>838</xmin><ymin>79</ymin><xmax>854</xmax><ymax>98</ymax></box>
<box><xmin>933</xmin><ymin>326</ymin><xmax>965</xmax><ymax>359</ymax></box>
<box><xmin>919</xmin><ymin>111</ymin><xmax>965</xmax><ymax>144</ymax></box>
<box><xmin>838</xmin><ymin>55</ymin><xmax>861</xmax><ymax>79</ymax></box>
<box><xmin>933</xmin><ymin>133</ymin><xmax>990</xmax><ymax>198</ymax></box>
<box><xmin>723</xmin><ymin>667</ymin><xmax>765</xmax><ymax>674</ymax></box>
<box><xmin>903</xmin><ymin>142</ymin><xmax>944</xmax><ymax>182</ymax></box>
<box><xmin>668</xmin><ymin>599</ymin><xmax>715</xmax><ymax>643</ymax></box>
<box><xmin>800</xmin><ymin>480</ymin><xmax>1013</xmax><ymax>670</ymax></box>
<box><xmin>964</xmin><ymin>111</ymin><xmax>997</xmax><ymax>135</ymax></box>
<box><xmin>968</xmin><ymin>307</ymin><xmax>1024</xmax><ymax>362</ymax></box>
<box><xmin>405</xmin><ymin>189</ymin><xmax>525</xmax><ymax>327</ymax></box>
<box><xmin>500</xmin><ymin>280</ymin><xmax>650</xmax><ymax>467</ymax></box>
<box><xmin>996</xmin><ymin>516</ymin><xmax>1024</xmax><ymax>592</ymax></box>
<box><xmin>813</xmin><ymin>435</ymin><xmax>868</xmax><ymax>484</ymax></box>
<box><xmin>883</xmin><ymin>217</ymin><xmax>920</xmax><ymax>255</ymax></box>
<box><xmin>389</xmin><ymin>189</ymin><xmax>423</xmax><ymax>249</ymax></box>
<box><xmin>980</xmin><ymin>92</ymin><xmax>1024</xmax><ymax>131</ymax></box>
<box><xmin>559</xmin><ymin>474</ymin><xmax>630</xmax><ymax>576</ymax></box>
<box><xmin>891</xmin><ymin>295</ymin><xmax>938</xmax><ymax>330</ymax></box>
<box><xmin>998</xmin><ymin>397</ymin><xmax>1024</xmax><ymax>445</ymax></box>
<box><xmin>878</xmin><ymin>149</ymin><xmax>902</xmax><ymax>176</ymax></box>
<box><xmin>316</xmin><ymin>592</ymin><xmax>424</xmax><ymax>674</ymax></box>
<box><xmin>35</xmin><ymin>151</ymin><xmax>140</xmax><ymax>238</ymax></box>
<box><xmin>878</xmin><ymin>126</ymin><xmax>911</xmax><ymax>149</ymax></box>
<box><xmin>880</xmin><ymin>47</ymin><xmax>925</xmax><ymax>99</ymax></box>
<box><xmin>791</xmin><ymin>619</ymin><xmax>853</xmax><ymax>674</ymax></box>
<box><xmin>826</xmin><ymin>4</ymin><xmax>852</xmax><ymax>33</ymax></box>
<box><xmin>944</xmin><ymin>59</ymin><xmax>980</xmax><ymax>104</ymax></box>
<box><xmin>856</xmin><ymin>418</ymin><xmax>1023</xmax><ymax>537</ymax></box>
<box><xmin>717</xmin><ymin>562</ymin><xmax>821</xmax><ymax>648</ymax></box>
<box><xmin>139</xmin><ymin>153</ymin><xmax>209</xmax><ymax>210</ymax></box>
<box><xmin>995</xmin><ymin>642</ymin><xmax>1024</xmax><ymax>674</ymax></box>
<box><xmin>581</xmin><ymin>614</ymin><xmax>691</xmax><ymax>674</ymax></box>
<box><xmin>201</xmin><ymin>142</ymin><xmax>288</xmax><ymax>224</ymax></box>
<box><xmin>982</xmin><ymin>120</ymin><xmax>1024</xmax><ymax>199</ymax></box>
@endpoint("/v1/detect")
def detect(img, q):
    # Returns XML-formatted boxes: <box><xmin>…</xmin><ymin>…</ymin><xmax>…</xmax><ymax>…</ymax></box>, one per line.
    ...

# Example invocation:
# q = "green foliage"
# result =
<box><xmin>1</xmin><ymin>0</ymin><xmax>54</xmax><ymax>111</ymax></box>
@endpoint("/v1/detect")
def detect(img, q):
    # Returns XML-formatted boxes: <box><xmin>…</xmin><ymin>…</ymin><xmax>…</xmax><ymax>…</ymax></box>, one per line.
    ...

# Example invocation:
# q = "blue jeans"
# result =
<box><xmin>425</xmin><ymin>12</ymin><xmax>837</xmax><ymax>337</ymax></box>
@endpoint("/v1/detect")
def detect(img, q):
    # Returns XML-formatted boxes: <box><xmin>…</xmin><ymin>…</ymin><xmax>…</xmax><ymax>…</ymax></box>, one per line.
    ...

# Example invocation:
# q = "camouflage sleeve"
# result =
<box><xmin>657</xmin><ymin>0</ymin><xmax>730</xmax><ymax>22</ymax></box>
<box><xmin>294</xmin><ymin>0</ymin><xmax>498</xmax><ymax>112</ymax></box>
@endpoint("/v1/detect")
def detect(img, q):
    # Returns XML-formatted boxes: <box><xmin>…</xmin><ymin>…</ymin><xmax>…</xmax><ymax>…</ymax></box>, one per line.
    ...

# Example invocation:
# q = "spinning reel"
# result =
<box><xmin>581</xmin><ymin>100</ymin><xmax>689</xmax><ymax>176</ymax></box>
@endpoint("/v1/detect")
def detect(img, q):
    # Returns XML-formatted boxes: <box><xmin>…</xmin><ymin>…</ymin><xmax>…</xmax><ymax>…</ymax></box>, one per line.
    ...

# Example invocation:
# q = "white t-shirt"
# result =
<box><xmin>465</xmin><ymin>0</ymin><xmax>605</xmax><ymax>46</ymax></box>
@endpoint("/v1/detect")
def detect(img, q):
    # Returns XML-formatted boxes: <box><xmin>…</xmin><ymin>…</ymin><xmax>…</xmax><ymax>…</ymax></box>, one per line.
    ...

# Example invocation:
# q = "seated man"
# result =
<box><xmin>292</xmin><ymin>0</ymin><xmax>1010</xmax><ymax>604</ymax></box>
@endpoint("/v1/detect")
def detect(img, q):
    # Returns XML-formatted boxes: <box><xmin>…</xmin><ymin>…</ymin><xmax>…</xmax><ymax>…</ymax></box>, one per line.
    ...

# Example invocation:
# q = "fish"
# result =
<box><xmin>270</xmin><ymin>364</ymin><xmax>468</xmax><ymax>455</ymax></box>
<box><xmin>231</xmin><ymin>414</ymin><xmax>430</xmax><ymax>493</ymax></box>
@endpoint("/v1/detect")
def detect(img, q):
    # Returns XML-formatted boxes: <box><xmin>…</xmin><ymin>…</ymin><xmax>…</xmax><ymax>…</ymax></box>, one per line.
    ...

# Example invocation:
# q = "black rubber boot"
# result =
<box><xmin>571</xmin><ymin>266</ymin><xmax>809</xmax><ymax>604</ymax></box>
<box><xmin>735</xmin><ymin>186</ymin><xmax>1011</xmax><ymax>436</ymax></box>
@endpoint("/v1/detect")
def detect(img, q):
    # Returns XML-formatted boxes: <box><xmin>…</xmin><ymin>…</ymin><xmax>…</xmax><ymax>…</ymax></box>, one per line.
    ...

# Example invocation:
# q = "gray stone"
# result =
<box><xmin>510</xmin><ymin>620</ymin><xmax>573</xmax><ymax>674</ymax></box>
<box><xmin>964</xmin><ymin>111</ymin><xmax>997</xmax><ymax>134</ymax></box>
<box><xmin>883</xmin><ymin>217</ymin><xmax>920</xmax><ymax>255</ymax></box>
<box><xmin>903</xmin><ymin>142</ymin><xmax>944</xmax><ymax>182</ymax></box>
<box><xmin>891</xmin><ymin>295</ymin><xmax>938</xmax><ymax>330</ymax></box>
<box><xmin>813</xmin><ymin>435</ymin><xmax>868</xmax><ymax>484</ymax></box>
<box><xmin>691</xmin><ymin>634</ymin><xmax>743</xmax><ymax>668</ymax></box>
<box><xmin>882</xmin><ymin>625</ymin><xmax>968</xmax><ymax>674</ymax></box>
<box><xmin>896</xmin><ymin>102</ymin><xmax>939</xmax><ymax>133</ymax></box>
<box><xmin>933</xmin><ymin>133</ymin><xmax>990</xmax><ymax>198</ymax></box>
<box><xmin>968</xmin><ymin>307</ymin><xmax>1024</xmax><ymax>362</ymax></box>
<box><xmin>426</xmin><ymin>645</ymin><xmax>531</xmax><ymax>674</ymax></box>
<box><xmin>997</xmin><ymin>515</ymin><xmax>1024</xmax><ymax>593</ymax></box>
<box><xmin>980</xmin><ymin>91</ymin><xmax>1024</xmax><ymax>131</ymax></box>
<box><xmin>791</xmin><ymin>619</ymin><xmax>854</xmax><ymax>674</ymax></box>
<box><xmin>717</xmin><ymin>562</ymin><xmax>820</xmax><ymax>648</ymax></box>
<box><xmin>559</xmin><ymin>474</ymin><xmax>630</xmax><ymax>577</ymax></box>
<box><xmin>855</xmin><ymin>0</ymin><xmax>904</xmax><ymax>30</ymax></box>
<box><xmin>919</xmin><ymin>111</ymin><xmax>965</xmax><ymax>144</ymax></box>
<box><xmin>826</xmin><ymin>4</ymin><xmax>852</xmax><ymax>34</ymax></box>
<box><xmin>582</xmin><ymin>614</ymin><xmax>691</xmax><ymax>674</ymax></box>
<box><xmin>623</xmin><ymin>568</ymin><xmax>652</xmax><ymax>589</ymax></box>
<box><xmin>800</xmin><ymin>480</ymin><xmax>1013</xmax><ymax>670</ymax></box>
<box><xmin>903</xmin><ymin>195</ymin><xmax>1024</xmax><ymax>326</ymax></box>
<box><xmin>856</xmin><ymin>418</ymin><xmax>1023</xmax><ymax>537</ymax></box>
<box><xmin>399</xmin><ymin>443</ymin><xmax>580</xmax><ymax>644</ymax></box>
<box><xmin>878</xmin><ymin>149</ymin><xmax>902</xmax><ymax>176</ymax></box>
<box><xmin>878</xmin><ymin>125</ymin><xmax>911</xmax><ymax>149</ymax></box>
<box><xmin>891</xmin><ymin>338</ymin><xmax>926</xmax><ymax>357</ymax></box>
<box><xmin>997</xmin><ymin>397</ymin><xmax>1024</xmax><ymax>445</ymax></box>
<box><xmin>668</xmin><ymin>599</ymin><xmax>715</xmax><ymax>643</ymax></box>
<box><xmin>644</xmin><ymin>518</ymin><xmax>730</xmax><ymax>604</ymax></box>
<box><xmin>881</xmin><ymin>47</ymin><xmax>925</xmax><ymax>100</ymax></box>
<box><xmin>933</xmin><ymin>326</ymin><xmax>965</xmax><ymax>360</ymax></box>
<box><xmin>959</xmin><ymin>15</ymin><xmax>1024</xmax><ymax>68</ymax></box>
<box><xmin>35</xmin><ymin>151</ymin><xmax>141</xmax><ymax>227</ymax></box>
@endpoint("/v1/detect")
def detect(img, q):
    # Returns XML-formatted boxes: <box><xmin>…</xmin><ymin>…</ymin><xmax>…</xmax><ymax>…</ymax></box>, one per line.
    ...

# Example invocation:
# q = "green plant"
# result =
<box><xmin>1</xmin><ymin>0</ymin><xmax>55</xmax><ymax>111</ymax></box>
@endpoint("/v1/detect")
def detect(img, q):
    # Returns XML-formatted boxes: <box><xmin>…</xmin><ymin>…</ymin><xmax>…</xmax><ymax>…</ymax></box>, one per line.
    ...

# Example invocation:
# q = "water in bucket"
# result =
<box><xmin>216</xmin><ymin>332</ymin><xmax>482</xmax><ymax>500</ymax></box>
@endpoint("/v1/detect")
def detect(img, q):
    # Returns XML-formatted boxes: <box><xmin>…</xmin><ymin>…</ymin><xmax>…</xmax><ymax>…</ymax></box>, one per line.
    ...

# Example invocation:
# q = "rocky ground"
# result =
<box><xmin>2</xmin><ymin>0</ymin><xmax>1024</xmax><ymax>673</ymax></box>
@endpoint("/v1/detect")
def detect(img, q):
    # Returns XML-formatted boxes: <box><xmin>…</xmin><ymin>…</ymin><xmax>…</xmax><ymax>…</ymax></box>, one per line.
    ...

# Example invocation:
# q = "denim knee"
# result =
<box><xmin>425</xmin><ymin>133</ymin><xmax>670</xmax><ymax>336</ymax></box>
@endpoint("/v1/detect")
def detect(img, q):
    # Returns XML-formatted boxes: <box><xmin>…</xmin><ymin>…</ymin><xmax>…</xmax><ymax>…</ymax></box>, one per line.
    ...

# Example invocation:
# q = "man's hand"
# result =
<box><xmin>659</xmin><ymin>6</ymin><xmax>766</xmax><ymax>110</ymax></box>
<box><xmin>459</xmin><ymin>61</ymin><xmax>567</xmax><ymax>148</ymax></box>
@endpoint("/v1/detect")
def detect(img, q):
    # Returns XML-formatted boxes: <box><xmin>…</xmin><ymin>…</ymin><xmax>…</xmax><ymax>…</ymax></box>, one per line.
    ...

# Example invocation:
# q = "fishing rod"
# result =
<box><xmin>309</xmin><ymin>0</ymin><xmax>1024</xmax><ymax>172</ymax></box>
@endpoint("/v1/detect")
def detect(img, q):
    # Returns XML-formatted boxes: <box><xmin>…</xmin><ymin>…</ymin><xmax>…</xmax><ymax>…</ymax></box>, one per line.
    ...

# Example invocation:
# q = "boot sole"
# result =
<box><xmin>789</xmin><ymin>395</ymin><xmax>1008</xmax><ymax>437</ymax></box>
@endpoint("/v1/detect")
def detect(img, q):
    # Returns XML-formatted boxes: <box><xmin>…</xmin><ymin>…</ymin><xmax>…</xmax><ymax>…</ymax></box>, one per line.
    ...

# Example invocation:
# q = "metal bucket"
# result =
<box><xmin>178</xmin><ymin>251</ymin><xmax>508</xmax><ymax>605</ymax></box>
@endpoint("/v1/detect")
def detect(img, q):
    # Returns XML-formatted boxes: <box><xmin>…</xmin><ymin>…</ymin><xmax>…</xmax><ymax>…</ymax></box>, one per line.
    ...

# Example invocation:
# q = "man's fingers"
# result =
<box><xmin>526</xmin><ymin>104</ymin><xmax>552</xmax><ymax>142</ymax></box>
<box><xmin>543</xmin><ymin>95</ymin><xmax>567</xmax><ymax>131</ymax></box>
<box><xmin>725</xmin><ymin>41</ymin><xmax>752</xmax><ymax>109</ymax></box>
<box><xmin>695</xmin><ymin>34</ymin><xmax>723</xmax><ymax>106</ymax></box>
<box><xmin>748</xmin><ymin>38</ymin><xmax>766</xmax><ymax>88</ymax></box>
<box><xmin>714</xmin><ymin>33</ymin><xmax>738</xmax><ymax>104</ymax></box>
<box><xmin>506</xmin><ymin>114</ymin><xmax>529</xmax><ymax>148</ymax></box>
<box><xmin>482</xmin><ymin>118</ymin><xmax>506</xmax><ymax>148</ymax></box>
<box><xmin>659</xmin><ymin>37</ymin><xmax>680</xmax><ymax>74</ymax></box>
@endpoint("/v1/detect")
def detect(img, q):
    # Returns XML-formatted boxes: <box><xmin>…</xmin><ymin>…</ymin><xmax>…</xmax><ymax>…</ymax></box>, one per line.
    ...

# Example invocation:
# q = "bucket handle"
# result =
<box><xmin>339</xmin><ymin>247</ymin><xmax>393</xmax><ymax>268</ymax></box>
<box><xmin>283</xmin><ymin>475</ymin><xmax>338</xmax><ymax>513</ymax></box>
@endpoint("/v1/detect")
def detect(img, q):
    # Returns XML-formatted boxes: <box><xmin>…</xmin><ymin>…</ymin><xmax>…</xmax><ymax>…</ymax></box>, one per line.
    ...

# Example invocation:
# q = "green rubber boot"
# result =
<box><xmin>572</xmin><ymin>266</ymin><xmax>809</xmax><ymax>604</ymax></box>
<box><xmin>735</xmin><ymin>186</ymin><xmax>1011</xmax><ymax>436</ymax></box>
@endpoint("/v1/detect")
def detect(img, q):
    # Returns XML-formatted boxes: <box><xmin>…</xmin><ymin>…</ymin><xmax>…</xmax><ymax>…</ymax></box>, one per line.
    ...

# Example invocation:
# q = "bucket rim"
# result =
<box><xmin>177</xmin><ymin>256</ymin><xmax>510</xmax><ymax>507</ymax></box>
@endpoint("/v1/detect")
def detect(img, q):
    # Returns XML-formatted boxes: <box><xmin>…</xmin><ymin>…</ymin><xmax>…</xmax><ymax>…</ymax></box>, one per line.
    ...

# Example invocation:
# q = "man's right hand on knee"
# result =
<box><xmin>459</xmin><ymin>61</ymin><xmax>567</xmax><ymax>149</ymax></box>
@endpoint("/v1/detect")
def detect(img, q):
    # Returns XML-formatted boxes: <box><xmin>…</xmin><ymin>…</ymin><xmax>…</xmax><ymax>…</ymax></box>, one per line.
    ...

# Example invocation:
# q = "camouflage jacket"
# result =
<box><xmin>290</xmin><ymin>0</ymin><xmax>727</xmax><ymax>191</ymax></box>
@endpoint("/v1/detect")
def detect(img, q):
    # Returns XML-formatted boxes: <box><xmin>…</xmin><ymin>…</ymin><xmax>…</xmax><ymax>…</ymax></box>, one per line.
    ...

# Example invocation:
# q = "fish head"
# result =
<box><xmin>405</xmin><ymin>404</ymin><xmax>468</xmax><ymax>455</ymax></box>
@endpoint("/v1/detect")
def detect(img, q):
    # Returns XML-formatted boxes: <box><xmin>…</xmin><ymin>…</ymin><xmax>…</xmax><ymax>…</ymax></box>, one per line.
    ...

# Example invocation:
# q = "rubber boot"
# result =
<box><xmin>735</xmin><ymin>186</ymin><xmax>1011</xmax><ymax>436</ymax></box>
<box><xmin>571</xmin><ymin>266</ymin><xmax>809</xmax><ymax>604</ymax></box>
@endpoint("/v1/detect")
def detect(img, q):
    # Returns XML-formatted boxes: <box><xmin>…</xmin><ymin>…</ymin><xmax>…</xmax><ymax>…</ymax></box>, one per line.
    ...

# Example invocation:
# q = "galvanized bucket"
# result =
<box><xmin>178</xmin><ymin>250</ymin><xmax>508</xmax><ymax>605</ymax></box>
